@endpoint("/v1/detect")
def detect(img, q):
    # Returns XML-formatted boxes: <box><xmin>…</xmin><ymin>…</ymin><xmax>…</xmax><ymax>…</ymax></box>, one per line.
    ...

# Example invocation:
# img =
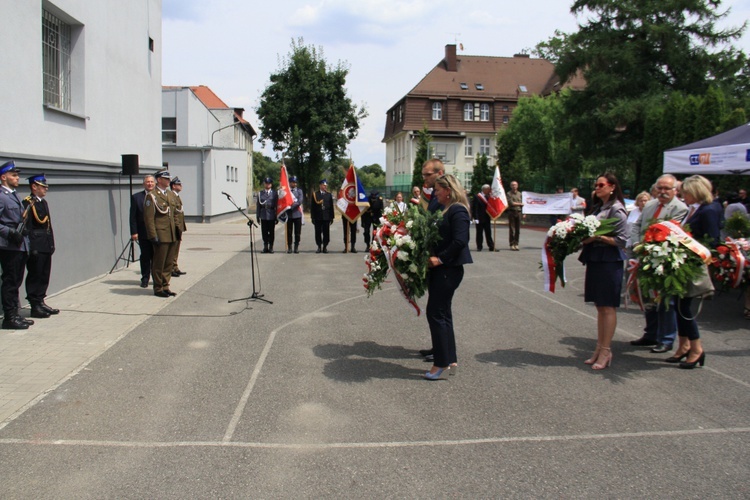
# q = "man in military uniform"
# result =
<box><xmin>310</xmin><ymin>179</ymin><xmax>334</xmax><ymax>253</ymax></box>
<box><xmin>170</xmin><ymin>177</ymin><xmax>187</xmax><ymax>276</ymax></box>
<box><xmin>256</xmin><ymin>177</ymin><xmax>277</xmax><ymax>253</ymax></box>
<box><xmin>144</xmin><ymin>170</ymin><xmax>179</xmax><ymax>298</ymax></box>
<box><xmin>361</xmin><ymin>190</ymin><xmax>384</xmax><ymax>250</ymax></box>
<box><xmin>130</xmin><ymin>174</ymin><xmax>156</xmax><ymax>288</ymax></box>
<box><xmin>0</xmin><ymin>161</ymin><xmax>33</xmax><ymax>329</ymax></box>
<box><xmin>286</xmin><ymin>175</ymin><xmax>304</xmax><ymax>254</ymax></box>
<box><xmin>23</xmin><ymin>174</ymin><xmax>59</xmax><ymax>318</ymax></box>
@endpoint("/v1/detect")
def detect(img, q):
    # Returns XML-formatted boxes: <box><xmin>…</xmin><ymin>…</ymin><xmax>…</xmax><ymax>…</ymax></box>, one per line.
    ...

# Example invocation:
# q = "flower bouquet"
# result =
<box><xmin>709</xmin><ymin>238</ymin><xmax>749</xmax><ymax>291</ymax></box>
<box><xmin>630</xmin><ymin>220</ymin><xmax>712</xmax><ymax>307</ymax></box>
<box><xmin>541</xmin><ymin>213</ymin><xmax>616</xmax><ymax>292</ymax></box>
<box><xmin>363</xmin><ymin>203</ymin><xmax>442</xmax><ymax>315</ymax></box>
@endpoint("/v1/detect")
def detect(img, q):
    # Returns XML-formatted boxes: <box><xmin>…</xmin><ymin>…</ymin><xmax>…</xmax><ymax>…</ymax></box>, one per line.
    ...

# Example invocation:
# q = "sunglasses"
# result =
<box><xmin>594</xmin><ymin>183</ymin><xmax>611</xmax><ymax>189</ymax></box>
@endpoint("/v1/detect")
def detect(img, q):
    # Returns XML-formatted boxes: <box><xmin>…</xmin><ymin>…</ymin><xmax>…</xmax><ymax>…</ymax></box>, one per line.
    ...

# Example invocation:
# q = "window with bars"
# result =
<box><xmin>42</xmin><ymin>9</ymin><xmax>72</xmax><ymax>111</ymax></box>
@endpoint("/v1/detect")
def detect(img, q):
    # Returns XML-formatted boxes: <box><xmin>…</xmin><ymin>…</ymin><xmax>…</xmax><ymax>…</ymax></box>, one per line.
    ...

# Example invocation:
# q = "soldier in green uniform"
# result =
<box><xmin>144</xmin><ymin>170</ymin><xmax>179</xmax><ymax>297</ymax></box>
<box><xmin>170</xmin><ymin>177</ymin><xmax>187</xmax><ymax>277</ymax></box>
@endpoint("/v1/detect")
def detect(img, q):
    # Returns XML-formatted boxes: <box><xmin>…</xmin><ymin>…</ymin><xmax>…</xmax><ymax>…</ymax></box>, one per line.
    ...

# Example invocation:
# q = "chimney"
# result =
<box><xmin>513</xmin><ymin>53</ymin><xmax>530</xmax><ymax>58</ymax></box>
<box><xmin>234</xmin><ymin>107</ymin><xmax>245</xmax><ymax>119</ymax></box>
<box><xmin>445</xmin><ymin>44</ymin><xmax>457</xmax><ymax>72</ymax></box>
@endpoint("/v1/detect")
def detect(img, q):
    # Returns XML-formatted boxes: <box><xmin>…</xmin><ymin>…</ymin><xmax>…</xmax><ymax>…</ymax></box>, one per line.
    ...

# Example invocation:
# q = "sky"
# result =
<box><xmin>161</xmin><ymin>0</ymin><xmax>750</xmax><ymax>169</ymax></box>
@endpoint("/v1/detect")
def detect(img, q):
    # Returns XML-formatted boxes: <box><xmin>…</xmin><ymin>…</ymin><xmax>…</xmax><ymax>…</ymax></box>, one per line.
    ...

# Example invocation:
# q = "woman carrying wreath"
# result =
<box><xmin>424</xmin><ymin>174</ymin><xmax>472</xmax><ymax>380</ymax></box>
<box><xmin>669</xmin><ymin>175</ymin><xmax>721</xmax><ymax>369</ymax></box>
<box><xmin>578</xmin><ymin>173</ymin><xmax>628</xmax><ymax>370</ymax></box>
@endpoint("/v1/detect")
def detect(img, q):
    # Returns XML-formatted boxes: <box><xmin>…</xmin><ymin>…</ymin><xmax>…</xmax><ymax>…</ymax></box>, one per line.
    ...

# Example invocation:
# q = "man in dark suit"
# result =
<box><xmin>310</xmin><ymin>179</ymin><xmax>334</xmax><ymax>253</ymax></box>
<box><xmin>472</xmin><ymin>184</ymin><xmax>495</xmax><ymax>252</ymax></box>
<box><xmin>361</xmin><ymin>191</ymin><xmax>384</xmax><ymax>250</ymax></box>
<box><xmin>629</xmin><ymin>174</ymin><xmax>688</xmax><ymax>353</ymax></box>
<box><xmin>0</xmin><ymin>161</ymin><xmax>33</xmax><ymax>329</ymax></box>
<box><xmin>130</xmin><ymin>175</ymin><xmax>156</xmax><ymax>288</ymax></box>
<box><xmin>256</xmin><ymin>177</ymin><xmax>278</xmax><ymax>253</ymax></box>
<box><xmin>23</xmin><ymin>174</ymin><xmax>59</xmax><ymax>318</ymax></box>
<box><xmin>286</xmin><ymin>176</ymin><xmax>304</xmax><ymax>254</ymax></box>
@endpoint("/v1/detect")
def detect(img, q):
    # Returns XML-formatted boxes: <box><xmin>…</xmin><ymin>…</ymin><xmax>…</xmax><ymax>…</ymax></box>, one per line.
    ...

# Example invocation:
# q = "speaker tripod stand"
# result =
<box><xmin>110</xmin><ymin>173</ymin><xmax>136</xmax><ymax>273</ymax></box>
<box><xmin>223</xmin><ymin>192</ymin><xmax>272</xmax><ymax>305</ymax></box>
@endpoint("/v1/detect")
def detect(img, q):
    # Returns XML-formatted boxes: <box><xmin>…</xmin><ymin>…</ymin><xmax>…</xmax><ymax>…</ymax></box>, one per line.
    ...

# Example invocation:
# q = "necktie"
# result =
<box><xmin>653</xmin><ymin>204</ymin><xmax>664</xmax><ymax>219</ymax></box>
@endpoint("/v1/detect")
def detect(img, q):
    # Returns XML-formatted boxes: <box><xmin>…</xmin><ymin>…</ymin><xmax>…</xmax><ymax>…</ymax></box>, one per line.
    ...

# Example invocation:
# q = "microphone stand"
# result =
<box><xmin>223</xmin><ymin>192</ymin><xmax>273</xmax><ymax>305</ymax></box>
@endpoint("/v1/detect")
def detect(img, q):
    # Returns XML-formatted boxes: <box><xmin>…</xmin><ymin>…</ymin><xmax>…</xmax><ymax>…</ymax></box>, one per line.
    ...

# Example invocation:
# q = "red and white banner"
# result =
<box><xmin>486</xmin><ymin>166</ymin><xmax>508</xmax><ymax>219</ymax></box>
<box><xmin>336</xmin><ymin>164</ymin><xmax>369</xmax><ymax>223</ymax></box>
<box><xmin>276</xmin><ymin>164</ymin><xmax>294</xmax><ymax>219</ymax></box>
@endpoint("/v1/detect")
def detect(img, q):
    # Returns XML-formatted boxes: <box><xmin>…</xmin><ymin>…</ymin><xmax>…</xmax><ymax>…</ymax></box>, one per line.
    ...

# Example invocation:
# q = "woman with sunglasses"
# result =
<box><xmin>424</xmin><ymin>174</ymin><xmax>473</xmax><ymax>380</ymax></box>
<box><xmin>578</xmin><ymin>173</ymin><xmax>628</xmax><ymax>370</ymax></box>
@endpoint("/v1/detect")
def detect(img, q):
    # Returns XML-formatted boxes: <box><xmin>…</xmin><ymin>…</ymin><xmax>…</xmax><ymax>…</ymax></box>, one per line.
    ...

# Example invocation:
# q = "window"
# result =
<box><xmin>398</xmin><ymin>106</ymin><xmax>403</xmax><ymax>122</ymax></box>
<box><xmin>432</xmin><ymin>102</ymin><xmax>442</xmax><ymax>120</ymax></box>
<box><xmin>480</xmin><ymin>103</ymin><xmax>490</xmax><ymax>121</ymax></box>
<box><xmin>503</xmin><ymin>116</ymin><xmax>509</xmax><ymax>124</ymax></box>
<box><xmin>460</xmin><ymin>82</ymin><xmax>468</xmax><ymax>90</ymax></box>
<box><xmin>502</xmin><ymin>105</ymin><xmax>509</xmax><ymax>112</ymax></box>
<box><xmin>463</xmin><ymin>103</ymin><xmax>473</xmax><ymax>121</ymax></box>
<box><xmin>480</xmin><ymin>138</ymin><xmax>491</xmax><ymax>156</ymax></box>
<box><xmin>431</xmin><ymin>143</ymin><xmax>457</xmax><ymax>165</ymax></box>
<box><xmin>162</xmin><ymin>117</ymin><xmax>177</xmax><ymax>144</ymax></box>
<box><xmin>465</xmin><ymin>138</ymin><xmax>473</xmax><ymax>157</ymax></box>
<box><xmin>475</xmin><ymin>83</ymin><xmax>484</xmax><ymax>90</ymax></box>
<box><xmin>43</xmin><ymin>9</ymin><xmax>72</xmax><ymax>111</ymax></box>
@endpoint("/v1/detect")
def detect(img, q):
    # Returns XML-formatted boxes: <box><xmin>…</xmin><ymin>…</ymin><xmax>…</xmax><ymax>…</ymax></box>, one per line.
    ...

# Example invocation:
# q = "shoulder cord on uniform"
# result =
<box><xmin>24</xmin><ymin>196</ymin><xmax>50</xmax><ymax>226</ymax></box>
<box><xmin>148</xmin><ymin>192</ymin><xmax>171</xmax><ymax>215</ymax></box>
<box><xmin>312</xmin><ymin>191</ymin><xmax>324</xmax><ymax>205</ymax></box>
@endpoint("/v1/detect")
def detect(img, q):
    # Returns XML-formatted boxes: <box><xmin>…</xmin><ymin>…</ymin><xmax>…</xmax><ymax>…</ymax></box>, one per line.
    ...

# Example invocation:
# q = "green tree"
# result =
<box><xmin>548</xmin><ymin>0</ymin><xmax>747</xmax><ymax>189</ymax></box>
<box><xmin>469</xmin><ymin>154</ymin><xmax>492</xmax><ymax>196</ymax></box>
<box><xmin>256</xmin><ymin>38</ymin><xmax>368</xmax><ymax>204</ymax></box>
<box><xmin>251</xmin><ymin>152</ymin><xmax>281</xmax><ymax>190</ymax></box>
<box><xmin>358</xmin><ymin>163</ymin><xmax>385</xmax><ymax>188</ymax></box>
<box><xmin>411</xmin><ymin>125</ymin><xmax>432</xmax><ymax>189</ymax></box>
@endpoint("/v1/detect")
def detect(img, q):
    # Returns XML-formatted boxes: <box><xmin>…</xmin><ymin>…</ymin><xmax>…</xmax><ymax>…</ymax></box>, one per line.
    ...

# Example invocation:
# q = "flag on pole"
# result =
<box><xmin>276</xmin><ymin>164</ymin><xmax>294</xmax><ymax>219</ymax></box>
<box><xmin>336</xmin><ymin>164</ymin><xmax>369</xmax><ymax>223</ymax></box>
<box><xmin>486</xmin><ymin>166</ymin><xmax>508</xmax><ymax>219</ymax></box>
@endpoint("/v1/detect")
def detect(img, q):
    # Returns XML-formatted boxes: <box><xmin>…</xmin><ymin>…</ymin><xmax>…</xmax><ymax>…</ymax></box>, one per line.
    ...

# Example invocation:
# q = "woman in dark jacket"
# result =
<box><xmin>578</xmin><ymin>172</ymin><xmax>628</xmax><ymax>370</ymax></box>
<box><xmin>669</xmin><ymin>175</ymin><xmax>721</xmax><ymax>369</ymax></box>
<box><xmin>424</xmin><ymin>174</ymin><xmax>473</xmax><ymax>380</ymax></box>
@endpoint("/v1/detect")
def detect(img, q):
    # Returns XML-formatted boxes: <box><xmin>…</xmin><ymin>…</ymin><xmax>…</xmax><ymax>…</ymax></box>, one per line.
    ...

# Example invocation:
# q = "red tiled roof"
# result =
<box><xmin>190</xmin><ymin>85</ymin><xmax>229</xmax><ymax>108</ymax></box>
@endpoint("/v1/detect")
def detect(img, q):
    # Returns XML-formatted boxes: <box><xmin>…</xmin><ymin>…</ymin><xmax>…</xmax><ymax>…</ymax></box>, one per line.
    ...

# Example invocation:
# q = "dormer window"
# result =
<box><xmin>459</xmin><ymin>82</ymin><xmax>468</xmax><ymax>90</ymax></box>
<box><xmin>475</xmin><ymin>83</ymin><xmax>484</xmax><ymax>90</ymax></box>
<box><xmin>518</xmin><ymin>85</ymin><xmax>528</xmax><ymax>93</ymax></box>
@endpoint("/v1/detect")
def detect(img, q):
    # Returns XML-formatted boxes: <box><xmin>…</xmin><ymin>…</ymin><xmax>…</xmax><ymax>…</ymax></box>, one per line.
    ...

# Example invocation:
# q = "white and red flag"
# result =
<box><xmin>336</xmin><ymin>164</ymin><xmax>369</xmax><ymax>223</ymax></box>
<box><xmin>276</xmin><ymin>164</ymin><xmax>295</xmax><ymax>219</ymax></box>
<box><xmin>486</xmin><ymin>166</ymin><xmax>508</xmax><ymax>219</ymax></box>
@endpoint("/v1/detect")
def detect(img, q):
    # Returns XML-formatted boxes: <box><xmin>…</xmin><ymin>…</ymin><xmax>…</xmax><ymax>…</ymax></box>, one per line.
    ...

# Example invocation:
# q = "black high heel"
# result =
<box><xmin>664</xmin><ymin>351</ymin><xmax>689</xmax><ymax>363</ymax></box>
<box><xmin>679</xmin><ymin>352</ymin><xmax>705</xmax><ymax>369</ymax></box>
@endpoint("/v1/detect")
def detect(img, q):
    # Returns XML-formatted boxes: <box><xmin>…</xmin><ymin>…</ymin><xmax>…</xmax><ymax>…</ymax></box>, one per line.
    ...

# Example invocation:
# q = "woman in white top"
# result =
<box><xmin>392</xmin><ymin>192</ymin><xmax>407</xmax><ymax>213</ymax></box>
<box><xmin>625</xmin><ymin>191</ymin><xmax>651</xmax><ymax>248</ymax></box>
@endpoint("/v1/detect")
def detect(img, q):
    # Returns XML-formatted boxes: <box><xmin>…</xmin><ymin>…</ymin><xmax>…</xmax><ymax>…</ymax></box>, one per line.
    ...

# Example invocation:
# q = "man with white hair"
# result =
<box><xmin>471</xmin><ymin>184</ymin><xmax>495</xmax><ymax>252</ymax></box>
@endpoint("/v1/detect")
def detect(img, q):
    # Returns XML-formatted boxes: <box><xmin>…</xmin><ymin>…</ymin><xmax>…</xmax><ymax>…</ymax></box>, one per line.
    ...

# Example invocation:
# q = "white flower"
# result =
<box><xmin>408</xmin><ymin>264</ymin><xmax>418</xmax><ymax>273</ymax></box>
<box><xmin>406</xmin><ymin>220</ymin><xmax>414</xmax><ymax>229</ymax></box>
<box><xmin>396</xmin><ymin>250</ymin><xmax>409</xmax><ymax>261</ymax></box>
<box><xmin>655</xmin><ymin>264</ymin><xmax>664</xmax><ymax>275</ymax></box>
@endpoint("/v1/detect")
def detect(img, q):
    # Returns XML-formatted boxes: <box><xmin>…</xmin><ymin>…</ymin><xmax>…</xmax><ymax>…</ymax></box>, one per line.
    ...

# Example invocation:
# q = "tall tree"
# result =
<box><xmin>411</xmin><ymin>125</ymin><xmax>432</xmax><ymax>189</ymax></box>
<box><xmin>548</xmin><ymin>0</ymin><xmax>747</xmax><ymax>189</ymax></box>
<box><xmin>256</xmin><ymin>38</ymin><xmax>368</xmax><ymax>203</ymax></box>
<box><xmin>469</xmin><ymin>154</ymin><xmax>492</xmax><ymax>196</ymax></box>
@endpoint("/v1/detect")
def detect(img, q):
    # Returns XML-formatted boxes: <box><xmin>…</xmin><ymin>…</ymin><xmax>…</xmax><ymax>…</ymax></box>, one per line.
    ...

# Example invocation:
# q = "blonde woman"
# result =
<box><xmin>424</xmin><ymin>175</ymin><xmax>473</xmax><ymax>380</ymax></box>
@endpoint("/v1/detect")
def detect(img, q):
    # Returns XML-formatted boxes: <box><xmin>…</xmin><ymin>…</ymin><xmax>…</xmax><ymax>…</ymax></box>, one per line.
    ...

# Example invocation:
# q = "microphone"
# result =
<box><xmin>222</xmin><ymin>191</ymin><xmax>232</xmax><ymax>199</ymax></box>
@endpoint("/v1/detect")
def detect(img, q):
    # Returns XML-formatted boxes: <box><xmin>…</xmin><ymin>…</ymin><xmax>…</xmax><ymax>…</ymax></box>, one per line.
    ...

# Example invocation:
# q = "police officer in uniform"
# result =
<box><xmin>256</xmin><ymin>177</ymin><xmax>278</xmax><ymax>253</ymax></box>
<box><xmin>144</xmin><ymin>170</ymin><xmax>179</xmax><ymax>298</ymax></box>
<box><xmin>361</xmin><ymin>190</ymin><xmax>384</xmax><ymax>250</ymax></box>
<box><xmin>286</xmin><ymin>175</ymin><xmax>304</xmax><ymax>253</ymax></box>
<box><xmin>311</xmin><ymin>179</ymin><xmax>334</xmax><ymax>253</ymax></box>
<box><xmin>0</xmin><ymin>161</ymin><xmax>33</xmax><ymax>329</ymax></box>
<box><xmin>170</xmin><ymin>177</ymin><xmax>187</xmax><ymax>276</ymax></box>
<box><xmin>23</xmin><ymin>174</ymin><xmax>59</xmax><ymax>318</ymax></box>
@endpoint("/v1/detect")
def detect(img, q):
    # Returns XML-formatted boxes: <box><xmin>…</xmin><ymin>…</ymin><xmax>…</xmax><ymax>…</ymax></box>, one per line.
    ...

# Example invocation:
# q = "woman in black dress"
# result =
<box><xmin>578</xmin><ymin>173</ymin><xmax>628</xmax><ymax>370</ymax></box>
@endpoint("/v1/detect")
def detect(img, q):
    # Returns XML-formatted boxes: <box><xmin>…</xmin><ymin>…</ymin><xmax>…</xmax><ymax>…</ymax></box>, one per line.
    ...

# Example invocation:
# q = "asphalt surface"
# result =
<box><xmin>0</xmin><ymin>218</ymin><xmax>748</xmax><ymax>498</ymax></box>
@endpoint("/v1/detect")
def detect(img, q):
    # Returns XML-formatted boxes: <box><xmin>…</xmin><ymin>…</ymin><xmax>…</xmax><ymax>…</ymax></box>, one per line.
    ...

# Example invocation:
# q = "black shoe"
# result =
<box><xmin>679</xmin><ymin>352</ymin><xmax>705</xmax><ymax>369</ymax></box>
<box><xmin>171</xmin><ymin>271</ymin><xmax>181</xmax><ymax>277</ymax></box>
<box><xmin>269</xmin><ymin>247</ymin><xmax>274</xmax><ymax>254</ymax></box>
<box><xmin>323</xmin><ymin>247</ymin><xmax>328</xmax><ymax>253</ymax></box>
<box><xmin>154</xmin><ymin>291</ymin><xmax>170</xmax><ymax>298</ymax></box>
<box><xmin>40</xmin><ymin>303</ymin><xmax>59</xmax><ymax>314</ymax></box>
<box><xmin>316</xmin><ymin>246</ymin><xmax>322</xmax><ymax>254</ymax></box>
<box><xmin>165</xmin><ymin>290</ymin><xmax>177</xmax><ymax>297</ymax></box>
<box><xmin>423</xmin><ymin>354</ymin><xmax>434</xmax><ymax>362</ymax></box>
<box><xmin>294</xmin><ymin>244</ymin><xmax>299</xmax><ymax>254</ymax></box>
<box><xmin>22</xmin><ymin>317</ymin><xmax>34</xmax><ymax>325</ymax></box>
<box><xmin>630</xmin><ymin>337</ymin><xmax>658</xmax><ymax>347</ymax></box>
<box><xmin>350</xmin><ymin>247</ymin><xmax>357</xmax><ymax>254</ymax></box>
<box><xmin>261</xmin><ymin>248</ymin><xmax>269</xmax><ymax>254</ymax></box>
<box><xmin>30</xmin><ymin>306</ymin><xmax>50</xmax><ymax>319</ymax></box>
<box><xmin>140</xmin><ymin>277</ymin><xmax>149</xmax><ymax>288</ymax></box>
<box><xmin>477</xmin><ymin>248</ymin><xmax>482</xmax><ymax>252</ymax></box>
<box><xmin>342</xmin><ymin>249</ymin><xmax>348</xmax><ymax>253</ymax></box>
<box><xmin>176</xmin><ymin>270</ymin><xmax>186</xmax><ymax>275</ymax></box>
<box><xmin>651</xmin><ymin>343</ymin><xmax>673</xmax><ymax>353</ymax></box>
<box><xmin>287</xmin><ymin>248</ymin><xmax>292</xmax><ymax>254</ymax></box>
<box><xmin>419</xmin><ymin>348</ymin><xmax>434</xmax><ymax>357</ymax></box>
<box><xmin>2</xmin><ymin>316</ymin><xmax>29</xmax><ymax>330</ymax></box>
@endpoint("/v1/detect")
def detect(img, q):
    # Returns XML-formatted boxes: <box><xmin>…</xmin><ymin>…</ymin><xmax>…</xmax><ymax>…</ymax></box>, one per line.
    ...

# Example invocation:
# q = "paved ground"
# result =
<box><xmin>0</xmin><ymin>217</ymin><xmax>748</xmax><ymax>498</ymax></box>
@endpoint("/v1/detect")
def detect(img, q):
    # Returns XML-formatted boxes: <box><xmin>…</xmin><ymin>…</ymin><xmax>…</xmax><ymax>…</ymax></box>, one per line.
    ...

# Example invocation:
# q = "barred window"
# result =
<box><xmin>42</xmin><ymin>9</ymin><xmax>72</xmax><ymax>111</ymax></box>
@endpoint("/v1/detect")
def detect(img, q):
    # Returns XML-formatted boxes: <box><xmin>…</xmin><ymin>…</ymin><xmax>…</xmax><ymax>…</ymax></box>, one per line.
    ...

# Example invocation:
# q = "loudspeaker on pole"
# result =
<box><xmin>121</xmin><ymin>154</ymin><xmax>139</xmax><ymax>176</ymax></box>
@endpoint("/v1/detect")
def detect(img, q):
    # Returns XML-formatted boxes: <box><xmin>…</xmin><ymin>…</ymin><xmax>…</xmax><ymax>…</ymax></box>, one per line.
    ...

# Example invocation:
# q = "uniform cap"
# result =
<box><xmin>264</xmin><ymin>177</ymin><xmax>273</xmax><ymax>184</ymax></box>
<box><xmin>170</xmin><ymin>176</ymin><xmax>182</xmax><ymax>186</ymax></box>
<box><xmin>0</xmin><ymin>161</ymin><xmax>20</xmax><ymax>175</ymax></box>
<box><xmin>319</xmin><ymin>179</ymin><xmax>327</xmax><ymax>185</ymax></box>
<box><xmin>155</xmin><ymin>170</ymin><xmax>171</xmax><ymax>179</ymax></box>
<box><xmin>28</xmin><ymin>174</ymin><xmax>48</xmax><ymax>187</ymax></box>
<box><xmin>289</xmin><ymin>176</ymin><xmax>298</xmax><ymax>183</ymax></box>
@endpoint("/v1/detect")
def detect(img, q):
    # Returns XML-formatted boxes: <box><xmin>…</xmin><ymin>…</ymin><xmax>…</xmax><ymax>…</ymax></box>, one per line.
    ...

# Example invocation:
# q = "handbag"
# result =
<box><xmin>685</xmin><ymin>264</ymin><xmax>714</xmax><ymax>300</ymax></box>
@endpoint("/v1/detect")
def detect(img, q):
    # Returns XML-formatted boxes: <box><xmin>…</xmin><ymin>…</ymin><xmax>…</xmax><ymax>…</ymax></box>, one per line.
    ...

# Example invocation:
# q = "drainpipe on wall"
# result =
<box><xmin>200</xmin><ymin>148</ymin><xmax>206</xmax><ymax>223</ymax></box>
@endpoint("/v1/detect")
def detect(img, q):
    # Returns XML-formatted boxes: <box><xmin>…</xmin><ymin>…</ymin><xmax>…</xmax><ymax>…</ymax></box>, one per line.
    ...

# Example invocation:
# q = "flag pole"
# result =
<box><xmin>345</xmin><ymin>219</ymin><xmax>350</xmax><ymax>253</ymax></box>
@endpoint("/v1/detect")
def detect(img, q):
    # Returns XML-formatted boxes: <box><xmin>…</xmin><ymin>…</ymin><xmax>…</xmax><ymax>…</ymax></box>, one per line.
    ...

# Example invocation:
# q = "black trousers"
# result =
<box><xmin>476</xmin><ymin>221</ymin><xmax>494</xmax><ymax>250</ymax></box>
<box><xmin>286</xmin><ymin>218</ymin><xmax>301</xmax><ymax>246</ymax></box>
<box><xmin>260</xmin><ymin>220</ymin><xmax>275</xmax><ymax>247</ymax></box>
<box><xmin>0</xmin><ymin>249</ymin><xmax>27</xmax><ymax>315</ymax></box>
<box><xmin>313</xmin><ymin>220</ymin><xmax>330</xmax><ymax>247</ymax></box>
<box><xmin>137</xmin><ymin>238</ymin><xmax>153</xmax><ymax>280</ymax></box>
<box><xmin>25</xmin><ymin>252</ymin><xmax>52</xmax><ymax>304</ymax></box>
<box><xmin>426</xmin><ymin>265</ymin><xmax>464</xmax><ymax>367</ymax></box>
<box><xmin>342</xmin><ymin>220</ymin><xmax>357</xmax><ymax>247</ymax></box>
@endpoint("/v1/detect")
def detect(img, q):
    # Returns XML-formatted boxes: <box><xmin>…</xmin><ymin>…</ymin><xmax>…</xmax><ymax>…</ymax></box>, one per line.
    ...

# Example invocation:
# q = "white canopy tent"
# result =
<box><xmin>663</xmin><ymin>122</ymin><xmax>750</xmax><ymax>175</ymax></box>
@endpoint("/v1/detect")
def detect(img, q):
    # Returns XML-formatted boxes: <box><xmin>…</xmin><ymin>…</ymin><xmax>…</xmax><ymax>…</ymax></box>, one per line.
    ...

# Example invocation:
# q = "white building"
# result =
<box><xmin>0</xmin><ymin>0</ymin><xmax>162</xmax><ymax>292</ymax></box>
<box><xmin>161</xmin><ymin>86</ymin><xmax>256</xmax><ymax>221</ymax></box>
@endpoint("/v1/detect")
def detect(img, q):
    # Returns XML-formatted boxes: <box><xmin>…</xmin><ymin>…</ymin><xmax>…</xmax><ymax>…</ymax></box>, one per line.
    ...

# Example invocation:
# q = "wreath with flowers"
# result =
<box><xmin>541</xmin><ymin>213</ymin><xmax>617</xmax><ymax>292</ymax></box>
<box><xmin>363</xmin><ymin>203</ymin><xmax>442</xmax><ymax>315</ymax></box>
<box><xmin>709</xmin><ymin>238</ymin><xmax>749</xmax><ymax>291</ymax></box>
<box><xmin>630</xmin><ymin>220</ymin><xmax>712</xmax><ymax>306</ymax></box>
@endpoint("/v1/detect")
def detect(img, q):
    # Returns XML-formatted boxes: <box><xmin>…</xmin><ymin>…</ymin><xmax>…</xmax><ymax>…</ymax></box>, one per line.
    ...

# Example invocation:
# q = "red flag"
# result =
<box><xmin>487</xmin><ymin>166</ymin><xmax>508</xmax><ymax>219</ymax></box>
<box><xmin>336</xmin><ymin>164</ymin><xmax>370</xmax><ymax>223</ymax></box>
<box><xmin>276</xmin><ymin>164</ymin><xmax>294</xmax><ymax>218</ymax></box>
